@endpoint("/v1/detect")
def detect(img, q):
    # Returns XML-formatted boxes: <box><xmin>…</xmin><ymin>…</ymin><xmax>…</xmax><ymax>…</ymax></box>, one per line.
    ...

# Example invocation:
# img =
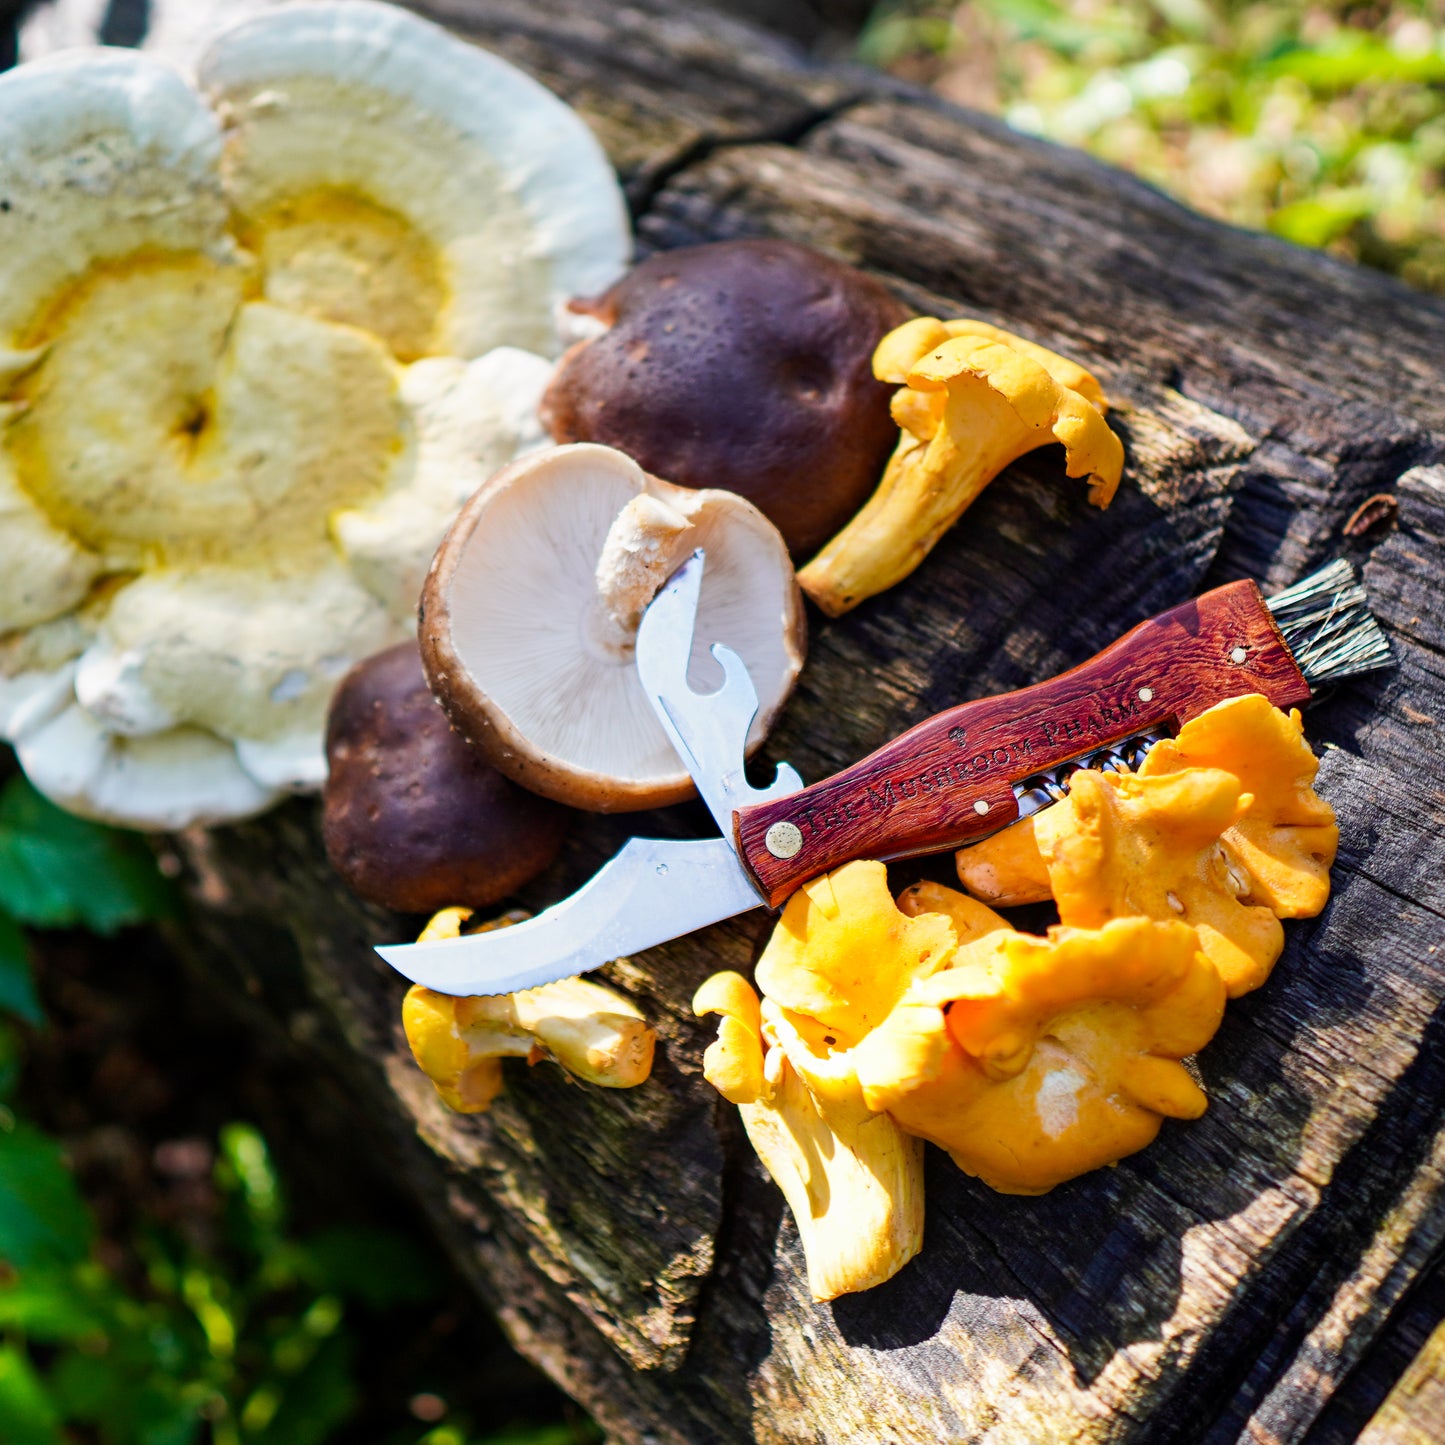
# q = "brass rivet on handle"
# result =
<box><xmin>973</xmin><ymin>799</ymin><xmax>990</xmax><ymax>815</ymax></box>
<box><xmin>764</xmin><ymin>821</ymin><xmax>803</xmax><ymax>859</ymax></box>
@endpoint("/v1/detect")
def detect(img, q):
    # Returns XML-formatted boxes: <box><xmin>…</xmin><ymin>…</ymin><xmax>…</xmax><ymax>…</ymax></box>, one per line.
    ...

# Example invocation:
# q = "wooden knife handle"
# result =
<box><xmin>733</xmin><ymin>579</ymin><xmax>1310</xmax><ymax>907</ymax></box>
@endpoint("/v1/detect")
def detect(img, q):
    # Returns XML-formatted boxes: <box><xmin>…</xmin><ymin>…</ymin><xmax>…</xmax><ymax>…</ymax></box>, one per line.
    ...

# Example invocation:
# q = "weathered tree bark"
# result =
<box><xmin>131</xmin><ymin>2</ymin><xmax>1445</xmax><ymax>1441</ymax></box>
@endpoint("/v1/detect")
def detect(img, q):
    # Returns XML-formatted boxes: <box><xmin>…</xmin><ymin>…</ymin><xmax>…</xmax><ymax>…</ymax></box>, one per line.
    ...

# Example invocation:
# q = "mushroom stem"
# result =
<box><xmin>797</xmin><ymin>320</ymin><xmax>1123</xmax><ymax>617</ymax></box>
<box><xmin>693</xmin><ymin>969</ymin><xmax>924</xmax><ymax>1302</ymax></box>
<box><xmin>800</xmin><ymin>384</ymin><xmax>1038</xmax><ymax>616</ymax></box>
<box><xmin>511</xmin><ymin>978</ymin><xmax>655</xmax><ymax>1088</ymax></box>
<box><xmin>743</xmin><ymin>1046</ymin><xmax>923</xmax><ymax>1302</ymax></box>
<box><xmin>590</xmin><ymin>491</ymin><xmax>695</xmax><ymax>657</ymax></box>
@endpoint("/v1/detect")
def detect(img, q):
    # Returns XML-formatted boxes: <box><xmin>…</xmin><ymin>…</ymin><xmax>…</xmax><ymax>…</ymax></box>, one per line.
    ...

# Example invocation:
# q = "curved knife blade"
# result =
<box><xmin>375</xmin><ymin>835</ymin><xmax>762</xmax><ymax>997</ymax></box>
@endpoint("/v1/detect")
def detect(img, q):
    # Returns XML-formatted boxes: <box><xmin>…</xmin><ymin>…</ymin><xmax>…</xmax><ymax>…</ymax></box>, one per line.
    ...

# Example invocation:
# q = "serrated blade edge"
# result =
<box><xmin>375</xmin><ymin>835</ymin><xmax>763</xmax><ymax>996</ymax></box>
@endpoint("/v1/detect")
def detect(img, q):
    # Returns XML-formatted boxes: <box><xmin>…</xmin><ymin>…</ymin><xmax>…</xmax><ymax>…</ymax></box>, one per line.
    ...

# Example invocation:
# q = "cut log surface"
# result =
<box><xmin>87</xmin><ymin>0</ymin><xmax>1445</xmax><ymax>1440</ymax></box>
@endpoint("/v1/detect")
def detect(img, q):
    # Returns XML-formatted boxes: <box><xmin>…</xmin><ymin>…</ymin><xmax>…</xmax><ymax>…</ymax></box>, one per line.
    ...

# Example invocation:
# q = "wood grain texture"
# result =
<box><xmin>111</xmin><ymin>2</ymin><xmax>1445</xmax><ymax>1441</ymax></box>
<box><xmin>1354</xmin><ymin>1319</ymin><xmax>1445</xmax><ymax>1445</ymax></box>
<box><xmin>735</xmin><ymin>580</ymin><xmax>1309</xmax><ymax>902</ymax></box>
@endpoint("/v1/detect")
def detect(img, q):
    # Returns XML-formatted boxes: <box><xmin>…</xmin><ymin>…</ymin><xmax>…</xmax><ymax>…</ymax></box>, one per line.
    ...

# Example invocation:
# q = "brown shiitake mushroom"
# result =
<box><xmin>539</xmin><ymin>239</ymin><xmax>909</xmax><ymax>556</ymax></box>
<box><xmin>323</xmin><ymin>640</ymin><xmax>568</xmax><ymax>913</ymax></box>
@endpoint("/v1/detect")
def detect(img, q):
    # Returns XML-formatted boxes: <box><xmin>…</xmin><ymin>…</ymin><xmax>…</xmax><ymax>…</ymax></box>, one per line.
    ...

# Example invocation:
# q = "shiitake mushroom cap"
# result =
<box><xmin>418</xmin><ymin>443</ymin><xmax>805</xmax><ymax>813</ymax></box>
<box><xmin>323</xmin><ymin>640</ymin><xmax>568</xmax><ymax>914</ymax></box>
<box><xmin>539</xmin><ymin>238</ymin><xmax>909</xmax><ymax>556</ymax></box>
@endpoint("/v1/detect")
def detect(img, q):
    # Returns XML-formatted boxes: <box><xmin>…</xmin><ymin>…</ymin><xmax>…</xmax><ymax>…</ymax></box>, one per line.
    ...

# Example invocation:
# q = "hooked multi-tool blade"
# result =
<box><xmin>376</xmin><ymin>552</ymin><xmax>1388</xmax><ymax>996</ymax></box>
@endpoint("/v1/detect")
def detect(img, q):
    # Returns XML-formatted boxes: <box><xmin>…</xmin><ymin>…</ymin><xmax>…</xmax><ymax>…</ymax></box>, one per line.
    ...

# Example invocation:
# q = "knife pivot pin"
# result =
<box><xmin>764</xmin><ymin>821</ymin><xmax>804</xmax><ymax>859</ymax></box>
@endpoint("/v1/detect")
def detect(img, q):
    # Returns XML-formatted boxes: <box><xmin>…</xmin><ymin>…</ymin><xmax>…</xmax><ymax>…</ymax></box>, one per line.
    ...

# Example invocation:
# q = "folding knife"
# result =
<box><xmin>377</xmin><ymin>548</ymin><xmax>1319</xmax><ymax>995</ymax></box>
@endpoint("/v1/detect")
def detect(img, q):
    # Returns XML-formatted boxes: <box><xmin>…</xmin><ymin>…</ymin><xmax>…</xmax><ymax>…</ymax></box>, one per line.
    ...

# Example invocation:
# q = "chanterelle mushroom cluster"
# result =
<box><xmin>956</xmin><ymin>695</ymin><xmax>1338</xmax><ymax>995</ymax></box>
<box><xmin>0</xmin><ymin>0</ymin><xmax>629</xmax><ymax>828</ymax></box>
<box><xmin>694</xmin><ymin>697</ymin><xmax>1338</xmax><ymax>1298</ymax></box>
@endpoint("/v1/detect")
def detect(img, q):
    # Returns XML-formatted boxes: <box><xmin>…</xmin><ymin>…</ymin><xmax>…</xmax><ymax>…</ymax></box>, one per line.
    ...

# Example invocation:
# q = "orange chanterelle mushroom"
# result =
<box><xmin>692</xmin><ymin>861</ymin><xmax>1229</xmax><ymax>1295</ymax></box>
<box><xmin>693</xmin><ymin>862</ymin><xmax>948</xmax><ymax>1301</ymax></box>
<box><xmin>1137</xmin><ymin>694</ymin><xmax>1338</xmax><ymax>919</ymax></box>
<box><xmin>859</xmin><ymin>883</ymin><xmax>1224</xmax><ymax>1196</ymax></box>
<box><xmin>693</xmin><ymin>705</ymin><xmax>1338</xmax><ymax>1294</ymax></box>
<box><xmin>798</xmin><ymin>317</ymin><xmax>1124</xmax><ymax>616</ymax></box>
<box><xmin>953</xmin><ymin>694</ymin><xmax>1338</xmax><ymax>995</ymax></box>
<box><xmin>403</xmin><ymin>908</ymin><xmax>655</xmax><ymax>1114</ymax></box>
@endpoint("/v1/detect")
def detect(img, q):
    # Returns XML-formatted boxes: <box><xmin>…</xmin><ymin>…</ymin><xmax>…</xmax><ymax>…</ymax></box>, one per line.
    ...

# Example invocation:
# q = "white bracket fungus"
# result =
<box><xmin>0</xmin><ymin>1</ymin><xmax>630</xmax><ymax>829</ymax></box>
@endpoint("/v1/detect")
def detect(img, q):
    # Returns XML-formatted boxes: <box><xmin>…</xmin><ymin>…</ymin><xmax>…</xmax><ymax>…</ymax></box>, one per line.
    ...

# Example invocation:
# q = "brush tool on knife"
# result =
<box><xmin>376</xmin><ymin>552</ymin><xmax>1390</xmax><ymax>996</ymax></box>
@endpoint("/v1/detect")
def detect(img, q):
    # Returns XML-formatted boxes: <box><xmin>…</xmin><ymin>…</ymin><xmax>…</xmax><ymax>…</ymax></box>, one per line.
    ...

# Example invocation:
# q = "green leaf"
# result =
<box><xmin>300</xmin><ymin>1226</ymin><xmax>442</xmax><ymax>1309</ymax></box>
<box><xmin>0</xmin><ymin>1022</ymin><xmax>23</xmax><ymax>1101</ymax></box>
<box><xmin>216</xmin><ymin>1123</ymin><xmax>285</xmax><ymax>1245</ymax></box>
<box><xmin>250</xmin><ymin>1331</ymin><xmax>356</xmax><ymax>1445</ymax></box>
<box><xmin>29</xmin><ymin>1293</ymin><xmax>210</xmax><ymax>1442</ymax></box>
<box><xmin>1265</xmin><ymin>34</ymin><xmax>1445</xmax><ymax>89</ymax></box>
<box><xmin>132</xmin><ymin>1382</ymin><xmax>205</xmax><ymax>1445</ymax></box>
<box><xmin>982</xmin><ymin>0</ymin><xmax>1135</xmax><ymax>56</ymax></box>
<box><xmin>0</xmin><ymin>777</ymin><xmax>174</xmax><ymax>934</ymax></box>
<box><xmin>217</xmin><ymin>1123</ymin><xmax>281</xmax><ymax>1219</ymax></box>
<box><xmin>0</xmin><ymin>1269</ymin><xmax>108</xmax><ymax>1340</ymax></box>
<box><xmin>46</xmin><ymin>1351</ymin><xmax>124</xmax><ymax>1421</ymax></box>
<box><xmin>0</xmin><ymin>1122</ymin><xmax>93</xmax><ymax>1269</ymax></box>
<box><xmin>1268</xmin><ymin>189</ymin><xmax>1376</xmax><ymax>248</ymax></box>
<box><xmin>0</xmin><ymin>915</ymin><xmax>43</xmax><ymax>1028</ymax></box>
<box><xmin>856</xmin><ymin>13</ymin><xmax>953</xmax><ymax>68</ymax></box>
<box><xmin>0</xmin><ymin>1346</ymin><xmax>62</xmax><ymax>1445</ymax></box>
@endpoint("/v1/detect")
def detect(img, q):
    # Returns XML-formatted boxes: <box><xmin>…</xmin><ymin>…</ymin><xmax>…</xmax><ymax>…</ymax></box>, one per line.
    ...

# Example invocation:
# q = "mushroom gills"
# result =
<box><xmin>422</xmin><ymin>442</ymin><xmax>805</xmax><ymax>811</ymax></box>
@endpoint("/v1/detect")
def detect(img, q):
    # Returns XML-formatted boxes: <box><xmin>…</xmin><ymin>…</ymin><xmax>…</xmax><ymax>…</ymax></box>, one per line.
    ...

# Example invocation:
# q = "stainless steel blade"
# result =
<box><xmin>375</xmin><ymin>835</ymin><xmax>762</xmax><ymax>996</ymax></box>
<box><xmin>634</xmin><ymin>549</ymin><xmax>803</xmax><ymax>839</ymax></box>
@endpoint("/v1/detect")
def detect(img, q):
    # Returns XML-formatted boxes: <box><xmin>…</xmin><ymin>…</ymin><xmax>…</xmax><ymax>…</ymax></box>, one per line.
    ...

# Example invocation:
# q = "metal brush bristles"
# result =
<box><xmin>1266</xmin><ymin>558</ymin><xmax>1392</xmax><ymax>689</ymax></box>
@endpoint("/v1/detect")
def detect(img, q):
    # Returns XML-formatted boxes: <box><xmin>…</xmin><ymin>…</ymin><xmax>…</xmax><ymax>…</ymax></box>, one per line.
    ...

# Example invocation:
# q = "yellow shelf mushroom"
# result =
<box><xmin>0</xmin><ymin>3</ymin><xmax>630</xmax><ymax>829</ymax></box>
<box><xmin>403</xmin><ymin>908</ymin><xmax>655</xmax><ymax>1114</ymax></box>
<box><xmin>798</xmin><ymin>318</ymin><xmax>1124</xmax><ymax>616</ymax></box>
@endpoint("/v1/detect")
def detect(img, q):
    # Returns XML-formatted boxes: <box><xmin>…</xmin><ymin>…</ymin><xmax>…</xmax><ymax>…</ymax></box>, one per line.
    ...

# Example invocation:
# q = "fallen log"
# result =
<box><xmin>75</xmin><ymin>1</ymin><xmax>1445</xmax><ymax>1440</ymax></box>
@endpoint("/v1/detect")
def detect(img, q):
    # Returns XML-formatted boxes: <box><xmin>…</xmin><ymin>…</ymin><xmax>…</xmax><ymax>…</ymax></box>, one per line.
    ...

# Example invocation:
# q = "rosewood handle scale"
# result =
<box><xmin>733</xmin><ymin>580</ymin><xmax>1311</xmax><ymax>907</ymax></box>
